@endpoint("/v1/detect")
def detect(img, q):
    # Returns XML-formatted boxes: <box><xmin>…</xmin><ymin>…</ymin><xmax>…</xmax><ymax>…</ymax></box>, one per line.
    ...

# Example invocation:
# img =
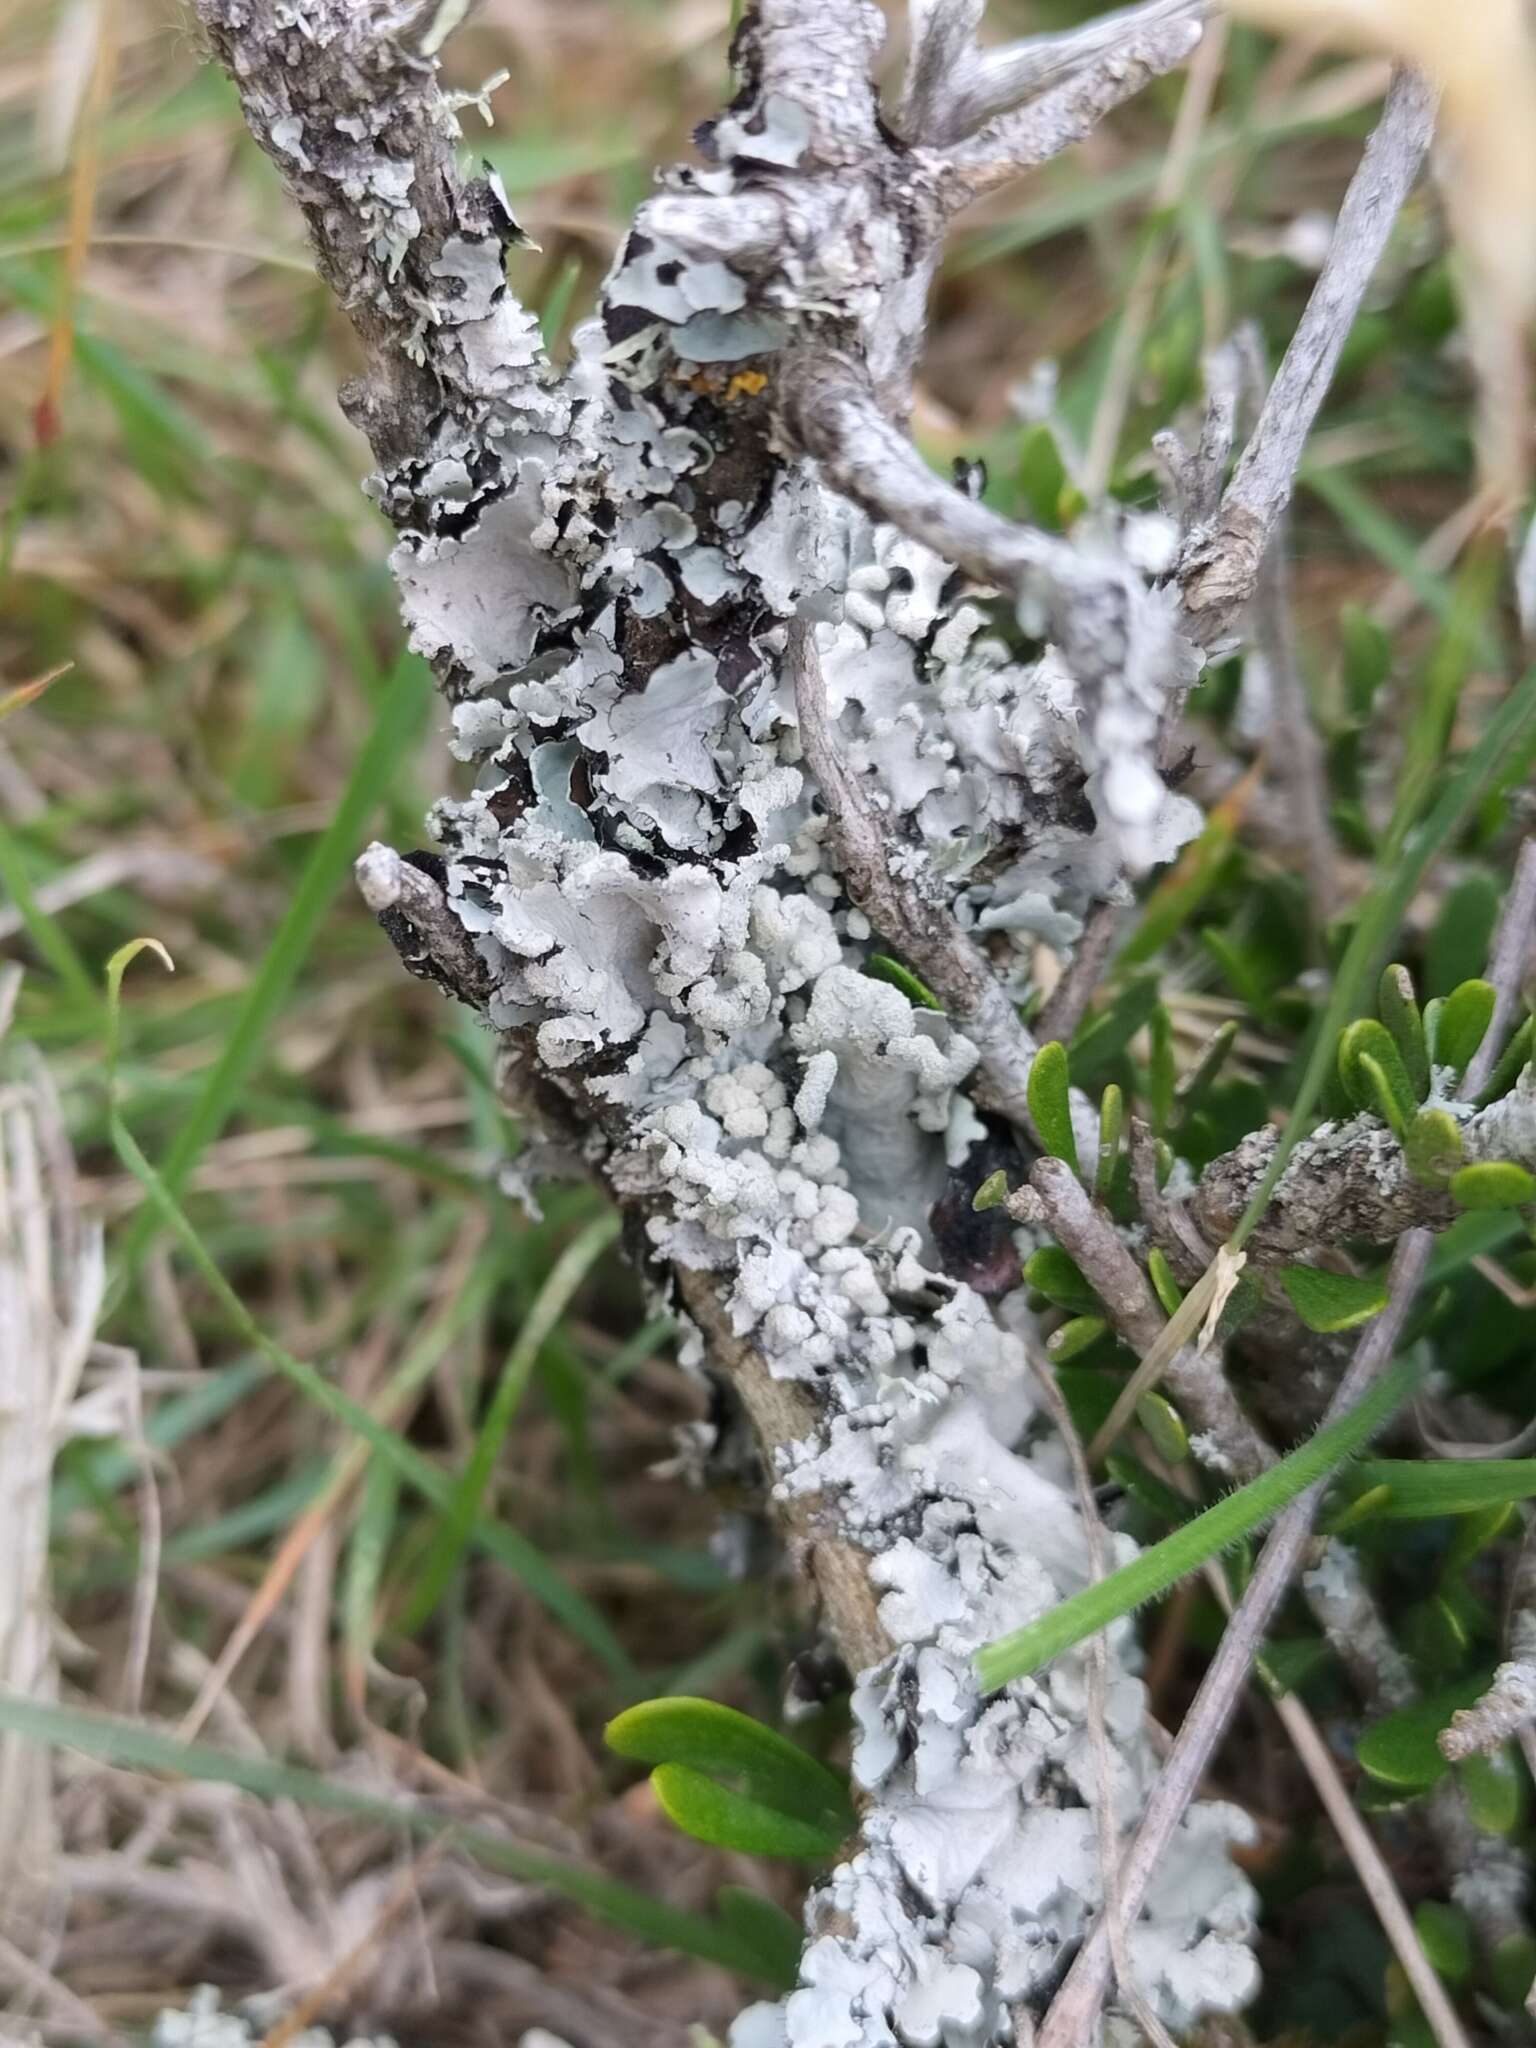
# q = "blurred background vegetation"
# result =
<box><xmin>0</xmin><ymin>2</ymin><xmax>1527</xmax><ymax>2043</ymax></box>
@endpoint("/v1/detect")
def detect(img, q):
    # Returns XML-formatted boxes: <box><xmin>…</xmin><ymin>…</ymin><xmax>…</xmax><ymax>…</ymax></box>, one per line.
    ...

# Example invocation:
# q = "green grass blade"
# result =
<box><xmin>399</xmin><ymin>1210</ymin><xmax>622</xmax><ymax>1632</ymax></box>
<box><xmin>976</xmin><ymin>1356</ymin><xmax>1418</xmax><ymax>1691</ymax></box>
<box><xmin>0</xmin><ymin>1693</ymin><xmax>781</xmax><ymax>1985</ymax></box>
<box><xmin>118</xmin><ymin>650</ymin><xmax>429</xmax><ymax>1272</ymax></box>
<box><xmin>109</xmin><ymin>1108</ymin><xmax>633</xmax><ymax>1676</ymax></box>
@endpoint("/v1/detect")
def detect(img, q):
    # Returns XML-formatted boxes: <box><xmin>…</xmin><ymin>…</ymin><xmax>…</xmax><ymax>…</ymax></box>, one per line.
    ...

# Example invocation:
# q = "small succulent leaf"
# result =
<box><xmin>1280</xmin><ymin>1263</ymin><xmax>1389</xmax><ymax>1333</ymax></box>
<box><xmin>1378</xmin><ymin>963</ymin><xmax>1429</xmax><ymax>1099</ymax></box>
<box><xmin>1338</xmin><ymin>1018</ymin><xmax>1417</xmax><ymax>1129</ymax></box>
<box><xmin>1422</xmin><ymin>996</ymin><xmax>1444</xmax><ymax>1067</ymax></box>
<box><xmin>651</xmin><ymin>1765</ymin><xmax>844</xmax><ymax>1860</ymax></box>
<box><xmin>1414</xmin><ymin>1901</ymin><xmax>1474</xmax><ymax>1983</ymax></box>
<box><xmin>1095</xmin><ymin>1084</ymin><xmax>1124</xmax><ymax>1201</ymax></box>
<box><xmin>1104</xmin><ymin>1451</ymin><xmax>1191</xmax><ymax>1526</ymax></box>
<box><xmin>1256</xmin><ymin>1635</ymin><xmax>1331</xmax><ymax>1698</ymax></box>
<box><xmin>1435</xmin><ymin>978</ymin><xmax>1497</xmax><ymax>1076</ymax></box>
<box><xmin>1491</xmin><ymin>1932</ymin><xmax>1536</xmax><ymax>2010</ymax></box>
<box><xmin>715</xmin><ymin>1887</ymin><xmax>805</xmax><ymax>1987</ymax></box>
<box><xmin>865</xmin><ymin>955</ymin><xmax>942</xmax><ymax>1012</ymax></box>
<box><xmin>972</xmin><ymin>1168</ymin><xmax>1010</xmax><ymax>1213</ymax></box>
<box><xmin>1322</xmin><ymin>1482</ymin><xmax>1395</xmax><ymax>1535</ymax></box>
<box><xmin>1450</xmin><ymin>1161</ymin><xmax>1536</xmax><ymax>1211</ymax></box>
<box><xmin>1046</xmin><ymin>1315</ymin><xmax>1108</xmax><ymax>1362</ymax></box>
<box><xmin>1147</xmin><ymin>1246</ymin><xmax>1184</xmax><ymax>1318</ymax></box>
<box><xmin>1023</xmin><ymin>1246</ymin><xmax>1100</xmax><ymax>1314</ymax></box>
<box><xmin>1136</xmin><ymin>1391</ymin><xmax>1189</xmax><ymax>1464</ymax></box>
<box><xmin>1476</xmin><ymin>1014</ymin><xmax>1534</xmax><ymax>1107</ymax></box>
<box><xmin>1458</xmin><ymin>1749</ymin><xmax>1523</xmax><ymax>1836</ymax></box>
<box><xmin>605</xmin><ymin>1698</ymin><xmax>852</xmax><ymax>1833</ymax></box>
<box><xmin>1444</xmin><ymin>1500</ymin><xmax>1519</xmax><ymax>1573</ymax></box>
<box><xmin>1358</xmin><ymin>1052</ymin><xmax>1409</xmax><ymax>1139</ymax></box>
<box><xmin>1403</xmin><ymin>1107</ymin><xmax>1465</xmax><ymax>1188</ymax></box>
<box><xmin>1355</xmin><ymin>1671</ymin><xmax>1497</xmax><ymax>1791</ymax></box>
<box><xmin>1027</xmin><ymin>1042</ymin><xmax>1079</xmax><ymax>1175</ymax></box>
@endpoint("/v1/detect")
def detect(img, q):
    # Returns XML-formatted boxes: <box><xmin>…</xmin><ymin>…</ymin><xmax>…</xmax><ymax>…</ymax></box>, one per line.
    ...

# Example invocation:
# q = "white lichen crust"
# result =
<box><xmin>194</xmin><ymin>2</ymin><xmax>1260</xmax><ymax>2040</ymax></box>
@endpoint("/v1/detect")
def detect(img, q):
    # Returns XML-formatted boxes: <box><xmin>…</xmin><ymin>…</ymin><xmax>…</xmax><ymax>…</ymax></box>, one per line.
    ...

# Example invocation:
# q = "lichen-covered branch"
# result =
<box><xmin>195</xmin><ymin>3</ymin><xmax>1480</xmax><ymax>2041</ymax></box>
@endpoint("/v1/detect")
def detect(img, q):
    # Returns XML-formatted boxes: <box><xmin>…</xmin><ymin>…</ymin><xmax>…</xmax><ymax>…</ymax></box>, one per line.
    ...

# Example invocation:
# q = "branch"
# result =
<box><xmin>1180</xmin><ymin>69</ymin><xmax>1438</xmax><ymax>641</ymax></box>
<box><xmin>903</xmin><ymin>0</ymin><xmax>1206</xmax><ymax>150</ymax></box>
<box><xmin>1037</xmin><ymin>1230</ymin><xmax>1437</xmax><ymax>2048</ymax></box>
<box><xmin>195</xmin><ymin>0</ymin><xmax>549</xmax><ymax>476</ymax></box>
<box><xmin>788</xmin><ymin>619</ymin><xmax>1039</xmax><ymax>1131</ymax></box>
<box><xmin>942</xmin><ymin>7</ymin><xmax>1208</xmax><ymax>198</ymax></box>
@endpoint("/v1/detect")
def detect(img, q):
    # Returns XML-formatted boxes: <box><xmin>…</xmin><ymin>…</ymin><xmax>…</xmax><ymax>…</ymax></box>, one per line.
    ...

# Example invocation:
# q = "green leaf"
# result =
<box><xmin>1356</xmin><ymin>1671</ymin><xmax>1496</xmax><ymax>1791</ymax></box>
<box><xmin>1017</xmin><ymin>422</ymin><xmax>1069</xmax><ymax>530</ymax></box>
<box><xmin>1024</xmin><ymin>1246</ymin><xmax>1100</xmax><ymax>1314</ymax></box>
<box><xmin>1069</xmin><ymin>976</ymin><xmax>1159</xmax><ymax>1085</ymax></box>
<box><xmin>1350</xmin><ymin>1459</ymin><xmax>1536</xmax><ymax>1519</ymax></box>
<box><xmin>1136</xmin><ymin>1391</ymin><xmax>1189</xmax><ymax>1464</ymax></box>
<box><xmin>605</xmin><ymin>1699</ymin><xmax>853</xmax><ymax>1840</ymax></box>
<box><xmin>1323</xmin><ymin>1482</ymin><xmax>1396</xmax><ymax>1535</ymax></box>
<box><xmin>1230</xmin><ymin>661</ymin><xmax>1536</xmax><ymax>1251</ymax></box>
<box><xmin>1095</xmin><ymin>1084</ymin><xmax>1124</xmax><ymax>1202</ymax></box>
<box><xmin>716</xmin><ymin>1888</ymin><xmax>805</xmax><ymax>1986</ymax></box>
<box><xmin>1414</xmin><ymin>1901</ymin><xmax>1473</xmax><ymax>1983</ymax></box>
<box><xmin>1403</xmin><ymin>1107</ymin><xmax>1464</xmax><ymax>1188</ymax></box>
<box><xmin>1342</xmin><ymin>604</ymin><xmax>1393</xmax><ymax>717</ymax></box>
<box><xmin>866</xmin><ymin>954</ymin><xmax>942</xmax><ymax>1012</ymax></box>
<box><xmin>0</xmin><ymin>1695</ymin><xmax>782</xmax><ymax>1984</ymax></box>
<box><xmin>652</xmin><ymin>1765</ymin><xmax>844</xmax><ymax>1860</ymax></box>
<box><xmin>972</xmin><ymin>1168</ymin><xmax>1010</xmax><ymax>1212</ymax></box>
<box><xmin>1046</xmin><ymin>1315</ymin><xmax>1109</xmax><ymax>1361</ymax></box>
<box><xmin>1492</xmin><ymin>1933</ymin><xmax>1536</xmax><ymax>2010</ymax></box>
<box><xmin>1459</xmin><ymin>1749</ymin><xmax>1523</xmax><ymax>1835</ymax></box>
<box><xmin>1338</xmin><ymin>1019</ymin><xmax>1417</xmax><ymax>1131</ymax></box>
<box><xmin>1444</xmin><ymin>1500</ymin><xmax>1519</xmax><ymax>1573</ymax></box>
<box><xmin>1280</xmin><ymin>1264</ymin><xmax>1390</xmax><ymax>1333</ymax></box>
<box><xmin>1104</xmin><ymin>1451</ymin><xmax>1191</xmax><ymax>1527</ymax></box>
<box><xmin>1378</xmin><ymin>964</ymin><xmax>1429</xmax><ymax>1099</ymax></box>
<box><xmin>1434</xmin><ymin>978</ymin><xmax>1497</xmax><ymax>1077</ymax></box>
<box><xmin>1427</xmin><ymin>874</ymin><xmax>1501</xmax><ymax>997</ymax></box>
<box><xmin>1147</xmin><ymin>1246</ymin><xmax>1184</xmax><ymax>1318</ymax></box>
<box><xmin>976</xmin><ymin>1358</ymin><xmax>1419</xmax><ymax>1691</ymax></box>
<box><xmin>1027</xmin><ymin>1041</ymin><xmax>1079</xmax><ymax>1175</ymax></box>
<box><xmin>1450</xmin><ymin>1161</ymin><xmax>1536</xmax><ymax>1211</ymax></box>
<box><xmin>1477</xmin><ymin>1014</ymin><xmax>1534</xmax><ymax>1106</ymax></box>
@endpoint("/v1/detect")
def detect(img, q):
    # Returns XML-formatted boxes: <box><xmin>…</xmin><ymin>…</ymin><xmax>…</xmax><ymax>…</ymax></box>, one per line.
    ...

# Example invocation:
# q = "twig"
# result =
<box><xmin>943</xmin><ymin>10</ymin><xmax>1207</xmax><ymax>202</ymax></box>
<box><xmin>1023</xmin><ymin>1344</ymin><xmax>1177</xmax><ymax>2048</ymax></box>
<box><xmin>1082</xmin><ymin>15</ymin><xmax>1228</xmax><ymax>497</ymax></box>
<box><xmin>789</xmin><ymin>618</ymin><xmax>1041</xmax><ymax>1131</ymax></box>
<box><xmin>1034</xmin><ymin>901</ymin><xmax>1120</xmax><ymax>1045</ymax></box>
<box><xmin>1180</xmin><ymin>69</ymin><xmax>1438</xmax><ymax>642</ymax></box>
<box><xmin>1462</xmin><ymin>836</ymin><xmax>1536</xmax><ymax>1098</ymax></box>
<box><xmin>1035</xmin><ymin>1229</ymin><xmax>1435</xmax><ymax>2048</ymax></box>
<box><xmin>1250</xmin><ymin>524</ymin><xmax>1338</xmax><ymax>926</ymax></box>
<box><xmin>1026</xmin><ymin>1157</ymin><xmax>1265</xmax><ymax>1477</ymax></box>
<box><xmin>905</xmin><ymin>0</ymin><xmax>1207</xmax><ymax>148</ymax></box>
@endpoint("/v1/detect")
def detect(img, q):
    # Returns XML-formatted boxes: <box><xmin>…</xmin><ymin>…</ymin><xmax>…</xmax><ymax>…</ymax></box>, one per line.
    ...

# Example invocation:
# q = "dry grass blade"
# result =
<box><xmin>0</xmin><ymin>988</ymin><xmax>107</xmax><ymax>1957</ymax></box>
